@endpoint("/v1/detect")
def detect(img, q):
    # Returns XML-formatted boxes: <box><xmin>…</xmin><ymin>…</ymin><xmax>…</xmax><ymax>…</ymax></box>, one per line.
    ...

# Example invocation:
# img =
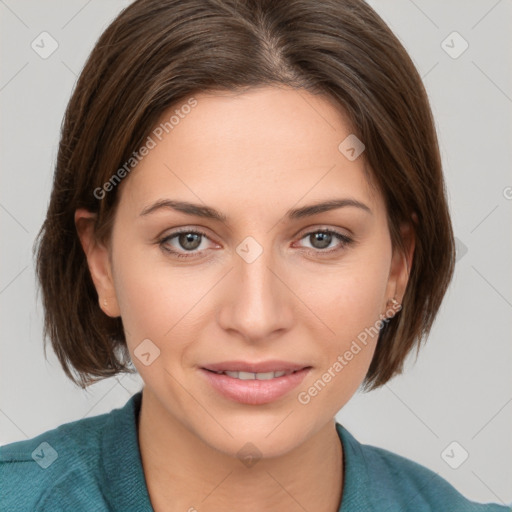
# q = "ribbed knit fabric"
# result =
<box><xmin>1</xmin><ymin>391</ymin><xmax>509</xmax><ymax>511</ymax></box>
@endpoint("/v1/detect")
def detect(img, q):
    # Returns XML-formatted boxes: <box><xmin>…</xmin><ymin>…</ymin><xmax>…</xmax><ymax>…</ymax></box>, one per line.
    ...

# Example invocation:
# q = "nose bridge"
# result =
<box><xmin>219</xmin><ymin>235</ymin><xmax>292</xmax><ymax>341</ymax></box>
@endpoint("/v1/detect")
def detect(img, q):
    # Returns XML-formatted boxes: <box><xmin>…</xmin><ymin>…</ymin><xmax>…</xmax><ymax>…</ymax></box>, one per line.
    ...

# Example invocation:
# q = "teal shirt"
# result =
<box><xmin>1</xmin><ymin>392</ymin><xmax>509</xmax><ymax>511</ymax></box>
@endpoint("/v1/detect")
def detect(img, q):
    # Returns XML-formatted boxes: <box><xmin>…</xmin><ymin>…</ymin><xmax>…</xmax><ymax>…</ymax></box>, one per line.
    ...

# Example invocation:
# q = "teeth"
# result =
<box><xmin>222</xmin><ymin>370</ymin><xmax>291</xmax><ymax>380</ymax></box>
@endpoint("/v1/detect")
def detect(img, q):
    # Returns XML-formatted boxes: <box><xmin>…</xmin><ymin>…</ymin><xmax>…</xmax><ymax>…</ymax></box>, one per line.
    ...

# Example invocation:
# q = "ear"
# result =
<box><xmin>74</xmin><ymin>208</ymin><xmax>121</xmax><ymax>318</ymax></box>
<box><xmin>383</xmin><ymin>217</ymin><xmax>416</xmax><ymax>316</ymax></box>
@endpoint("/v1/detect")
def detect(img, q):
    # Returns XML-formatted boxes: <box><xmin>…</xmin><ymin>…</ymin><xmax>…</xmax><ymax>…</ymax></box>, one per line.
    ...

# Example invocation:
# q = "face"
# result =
<box><xmin>77</xmin><ymin>86</ymin><xmax>412</xmax><ymax>458</ymax></box>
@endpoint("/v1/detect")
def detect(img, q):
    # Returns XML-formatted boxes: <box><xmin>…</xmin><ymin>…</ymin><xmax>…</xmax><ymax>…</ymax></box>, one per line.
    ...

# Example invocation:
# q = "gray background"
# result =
<box><xmin>1</xmin><ymin>0</ymin><xmax>511</xmax><ymax>506</ymax></box>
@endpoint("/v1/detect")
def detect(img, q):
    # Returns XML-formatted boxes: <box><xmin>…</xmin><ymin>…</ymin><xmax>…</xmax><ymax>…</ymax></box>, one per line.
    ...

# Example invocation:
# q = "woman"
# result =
<box><xmin>0</xmin><ymin>0</ymin><xmax>508</xmax><ymax>510</ymax></box>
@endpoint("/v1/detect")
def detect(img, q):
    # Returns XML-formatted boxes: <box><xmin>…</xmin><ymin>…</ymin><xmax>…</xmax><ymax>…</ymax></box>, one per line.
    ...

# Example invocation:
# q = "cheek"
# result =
<box><xmin>307</xmin><ymin>253</ymin><xmax>391</xmax><ymax>347</ymax></box>
<box><xmin>296</xmin><ymin>247</ymin><xmax>391</xmax><ymax>407</ymax></box>
<box><xmin>112</xmin><ymin>242</ymin><xmax>217</xmax><ymax>373</ymax></box>
<box><xmin>111</xmin><ymin>244</ymin><xmax>182</xmax><ymax>344</ymax></box>
<box><xmin>296</xmin><ymin>293</ymin><xmax>384</xmax><ymax>419</ymax></box>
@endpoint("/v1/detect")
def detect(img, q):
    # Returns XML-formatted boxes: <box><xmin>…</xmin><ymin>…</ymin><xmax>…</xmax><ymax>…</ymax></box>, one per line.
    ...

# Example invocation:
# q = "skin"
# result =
<box><xmin>75</xmin><ymin>86</ymin><xmax>414</xmax><ymax>512</ymax></box>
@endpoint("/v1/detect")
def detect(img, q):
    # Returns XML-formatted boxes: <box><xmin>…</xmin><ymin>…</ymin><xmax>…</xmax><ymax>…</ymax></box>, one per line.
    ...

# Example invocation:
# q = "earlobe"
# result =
<box><xmin>74</xmin><ymin>208</ymin><xmax>121</xmax><ymax>318</ymax></box>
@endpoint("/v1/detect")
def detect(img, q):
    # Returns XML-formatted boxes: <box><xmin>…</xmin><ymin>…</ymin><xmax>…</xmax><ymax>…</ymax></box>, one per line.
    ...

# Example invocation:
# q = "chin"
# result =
<box><xmin>192</xmin><ymin>411</ymin><xmax>320</xmax><ymax>461</ymax></box>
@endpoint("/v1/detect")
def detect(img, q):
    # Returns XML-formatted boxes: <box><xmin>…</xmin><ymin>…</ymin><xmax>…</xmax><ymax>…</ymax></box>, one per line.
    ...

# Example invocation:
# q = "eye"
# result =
<box><xmin>158</xmin><ymin>229</ymin><xmax>215</xmax><ymax>259</ymax></box>
<box><xmin>295</xmin><ymin>228</ymin><xmax>354</xmax><ymax>256</ymax></box>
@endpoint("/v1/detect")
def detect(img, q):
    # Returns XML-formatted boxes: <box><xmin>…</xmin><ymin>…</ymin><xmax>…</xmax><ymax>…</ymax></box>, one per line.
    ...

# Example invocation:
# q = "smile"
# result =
<box><xmin>209</xmin><ymin>369</ymin><xmax>299</xmax><ymax>380</ymax></box>
<box><xmin>200</xmin><ymin>366</ymin><xmax>311</xmax><ymax>405</ymax></box>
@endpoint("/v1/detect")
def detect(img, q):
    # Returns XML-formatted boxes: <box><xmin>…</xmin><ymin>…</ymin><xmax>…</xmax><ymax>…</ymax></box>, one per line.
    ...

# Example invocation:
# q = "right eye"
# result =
<box><xmin>158</xmin><ymin>228</ymin><xmax>216</xmax><ymax>259</ymax></box>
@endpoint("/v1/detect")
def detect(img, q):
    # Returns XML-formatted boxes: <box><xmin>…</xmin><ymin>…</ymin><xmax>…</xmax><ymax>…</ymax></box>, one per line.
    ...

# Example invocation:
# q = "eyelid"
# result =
<box><xmin>295</xmin><ymin>224</ymin><xmax>353</xmax><ymax>239</ymax></box>
<box><xmin>159</xmin><ymin>227</ymin><xmax>218</xmax><ymax>248</ymax></box>
<box><xmin>158</xmin><ymin>226</ymin><xmax>216</xmax><ymax>244</ymax></box>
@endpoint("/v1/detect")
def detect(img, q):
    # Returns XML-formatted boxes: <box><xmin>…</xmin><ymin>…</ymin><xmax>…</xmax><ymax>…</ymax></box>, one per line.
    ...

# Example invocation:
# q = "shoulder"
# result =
<box><xmin>361</xmin><ymin>443</ymin><xmax>508</xmax><ymax>511</ymax></box>
<box><xmin>336</xmin><ymin>423</ymin><xmax>510</xmax><ymax>512</ymax></box>
<box><xmin>0</xmin><ymin>405</ymin><xmax>115</xmax><ymax>511</ymax></box>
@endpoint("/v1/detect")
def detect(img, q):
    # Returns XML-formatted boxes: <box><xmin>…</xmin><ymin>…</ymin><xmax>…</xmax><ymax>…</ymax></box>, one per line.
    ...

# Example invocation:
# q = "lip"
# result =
<box><xmin>200</xmin><ymin>363</ymin><xmax>312</xmax><ymax>405</ymax></box>
<box><xmin>202</xmin><ymin>360</ymin><xmax>309</xmax><ymax>373</ymax></box>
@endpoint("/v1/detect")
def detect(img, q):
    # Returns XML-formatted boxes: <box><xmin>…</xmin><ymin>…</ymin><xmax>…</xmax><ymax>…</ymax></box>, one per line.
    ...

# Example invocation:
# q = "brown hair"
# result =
<box><xmin>34</xmin><ymin>0</ymin><xmax>455</xmax><ymax>391</ymax></box>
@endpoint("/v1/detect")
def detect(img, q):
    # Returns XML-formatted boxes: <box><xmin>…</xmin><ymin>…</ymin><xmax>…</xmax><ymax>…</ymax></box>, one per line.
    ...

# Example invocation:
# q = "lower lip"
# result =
<box><xmin>200</xmin><ymin>367</ymin><xmax>311</xmax><ymax>405</ymax></box>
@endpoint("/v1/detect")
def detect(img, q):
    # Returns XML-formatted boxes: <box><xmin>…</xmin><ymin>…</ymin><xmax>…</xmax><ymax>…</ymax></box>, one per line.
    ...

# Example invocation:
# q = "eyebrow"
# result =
<box><xmin>139</xmin><ymin>197</ymin><xmax>372</xmax><ymax>222</ymax></box>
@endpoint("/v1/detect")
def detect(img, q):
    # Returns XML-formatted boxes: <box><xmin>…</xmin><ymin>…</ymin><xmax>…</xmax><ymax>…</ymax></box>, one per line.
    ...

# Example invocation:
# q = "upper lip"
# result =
<box><xmin>202</xmin><ymin>360</ymin><xmax>311</xmax><ymax>373</ymax></box>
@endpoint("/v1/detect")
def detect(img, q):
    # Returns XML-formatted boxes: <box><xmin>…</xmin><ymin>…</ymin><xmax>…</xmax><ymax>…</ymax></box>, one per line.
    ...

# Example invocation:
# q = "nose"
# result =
<box><xmin>216</xmin><ymin>241</ymin><xmax>294</xmax><ymax>343</ymax></box>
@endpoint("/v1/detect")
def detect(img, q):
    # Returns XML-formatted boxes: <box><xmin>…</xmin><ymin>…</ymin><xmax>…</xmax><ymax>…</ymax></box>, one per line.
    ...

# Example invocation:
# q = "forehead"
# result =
<box><xmin>118</xmin><ymin>86</ymin><xmax>381</xmax><ymax>219</ymax></box>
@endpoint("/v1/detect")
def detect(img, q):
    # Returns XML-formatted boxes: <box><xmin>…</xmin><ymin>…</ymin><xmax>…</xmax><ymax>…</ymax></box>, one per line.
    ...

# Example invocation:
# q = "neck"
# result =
<box><xmin>137</xmin><ymin>388</ymin><xmax>344</xmax><ymax>512</ymax></box>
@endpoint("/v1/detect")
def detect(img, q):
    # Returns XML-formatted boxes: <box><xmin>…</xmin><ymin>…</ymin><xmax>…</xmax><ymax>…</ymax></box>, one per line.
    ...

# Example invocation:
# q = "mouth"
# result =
<box><xmin>201</xmin><ymin>359</ymin><xmax>310</xmax><ymax>374</ymax></box>
<box><xmin>203</xmin><ymin>368</ymin><xmax>307</xmax><ymax>380</ymax></box>
<box><xmin>199</xmin><ymin>361</ymin><xmax>312</xmax><ymax>405</ymax></box>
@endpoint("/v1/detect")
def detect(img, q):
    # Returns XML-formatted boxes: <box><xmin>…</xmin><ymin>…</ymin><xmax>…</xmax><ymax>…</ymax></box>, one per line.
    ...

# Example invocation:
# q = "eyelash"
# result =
<box><xmin>158</xmin><ymin>228</ymin><xmax>354</xmax><ymax>259</ymax></box>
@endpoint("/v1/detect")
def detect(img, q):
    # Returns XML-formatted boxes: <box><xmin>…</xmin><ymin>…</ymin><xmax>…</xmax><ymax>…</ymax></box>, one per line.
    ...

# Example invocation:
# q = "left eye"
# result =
<box><xmin>296</xmin><ymin>229</ymin><xmax>353</xmax><ymax>254</ymax></box>
<box><xmin>159</xmin><ymin>228</ymin><xmax>353</xmax><ymax>259</ymax></box>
